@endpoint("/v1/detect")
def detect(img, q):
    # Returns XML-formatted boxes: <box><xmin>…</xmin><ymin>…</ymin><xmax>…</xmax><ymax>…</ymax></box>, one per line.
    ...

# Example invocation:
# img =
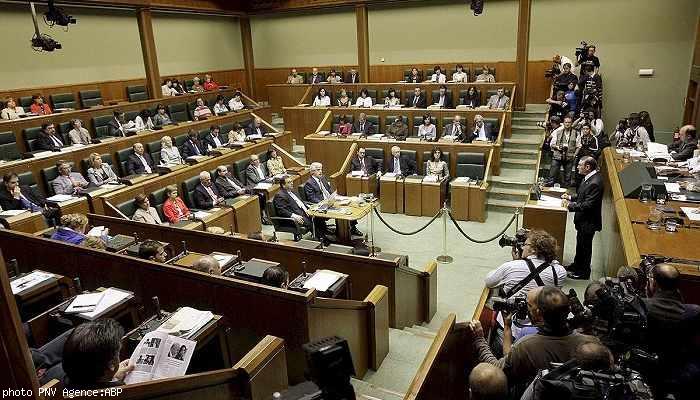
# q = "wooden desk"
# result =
<box><xmin>403</xmin><ymin>176</ymin><xmax>424</xmax><ymax>216</ymax></box>
<box><xmin>229</xmin><ymin>195</ymin><xmax>262</xmax><ymax>234</ymax></box>
<box><xmin>197</xmin><ymin>207</ymin><xmax>235</xmax><ymax>233</ymax></box>
<box><xmin>632</xmin><ymin>224</ymin><xmax>700</xmax><ymax>263</ymax></box>
<box><xmin>450</xmin><ymin>180</ymin><xmax>470</xmax><ymax>221</ymax></box>
<box><xmin>523</xmin><ymin>199</ymin><xmax>568</xmax><ymax>262</ymax></box>
<box><xmin>379</xmin><ymin>175</ymin><xmax>404</xmax><ymax>214</ymax></box>
<box><xmin>346</xmin><ymin>173</ymin><xmax>377</xmax><ymax>197</ymax></box>
<box><xmin>51</xmin><ymin>196</ymin><xmax>90</xmax><ymax>215</ymax></box>
<box><xmin>12</xmin><ymin>270</ymin><xmax>70</xmax><ymax>321</ymax></box>
<box><xmin>0</xmin><ymin>211</ymin><xmax>47</xmax><ymax>233</ymax></box>
<box><xmin>307</xmin><ymin>200</ymin><xmax>372</xmax><ymax>244</ymax></box>
<box><xmin>421</xmin><ymin>177</ymin><xmax>447</xmax><ymax>217</ymax></box>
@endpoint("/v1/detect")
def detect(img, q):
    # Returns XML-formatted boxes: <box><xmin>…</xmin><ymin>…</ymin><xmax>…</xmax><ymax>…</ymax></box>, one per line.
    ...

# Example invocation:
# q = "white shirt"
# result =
<box><xmin>209</xmin><ymin>135</ymin><xmax>222</xmax><ymax>150</ymax></box>
<box><xmin>256</xmin><ymin>165</ymin><xmax>265</xmax><ymax>179</ymax></box>
<box><xmin>355</xmin><ymin>96</ymin><xmax>373</xmax><ymax>107</ymax></box>
<box><xmin>312</xmin><ymin>96</ymin><xmax>331</xmax><ymax>107</ymax></box>
<box><xmin>228</xmin><ymin>98</ymin><xmax>245</xmax><ymax>111</ymax></box>
<box><xmin>475</xmin><ymin>125</ymin><xmax>488</xmax><ymax>141</ymax></box>
<box><xmin>485</xmin><ymin>255</ymin><xmax>567</xmax><ymax>298</ymax></box>
<box><xmin>430</xmin><ymin>73</ymin><xmax>447</xmax><ymax>83</ymax></box>
<box><xmin>313</xmin><ymin>176</ymin><xmax>330</xmax><ymax>199</ymax></box>
<box><xmin>452</xmin><ymin>72</ymin><xmax>468</xmax><ymax>82</ymax></box>
<box><xmin>161</xmin><ymin>85</ymin><xmax>177</xmax><ymax>96</ymax></box>
<box><xmin>213</xmin><ymin>103</ymin><xmax>229</xmax><ymax>115</ymax></box>
<box><xmin>392</xmin><ymin>157</ymin><xmax>402</xmax><ymax>175</ymax></box>
<box><xmin>134</xmin><ymin>115</ymin><xmax>153</xmax><ymax>131</ymax></box>
<box><xmin>436</xmin><ymin>95</ymin><xmax>446</xmax><ymax>107</ymax></box>
<box><xmin>583</xmin><ymin>170</ymin><xmax>597</xmax><ymax>182</ymax></box>
<box><xmin>226</xmin><ymin>177</ymin><xmax>242</xmax><ymax>191</ymax></box>
<box><xmin>288</xmin><ymin>190</ymin><xmax>308</xmax><ymax>212</ymax></box>
<box><xmin>418</xmin><ymin>124</ymin><xmax>436</xmax><ymax>141</ymax></box>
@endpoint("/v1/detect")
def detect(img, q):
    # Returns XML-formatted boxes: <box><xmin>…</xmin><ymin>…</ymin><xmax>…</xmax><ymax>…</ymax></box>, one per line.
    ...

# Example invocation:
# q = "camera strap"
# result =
<box><xmin>504</xmin><ymin>259</ymin><xmax>553</xmax><ymax>298</ymax></box>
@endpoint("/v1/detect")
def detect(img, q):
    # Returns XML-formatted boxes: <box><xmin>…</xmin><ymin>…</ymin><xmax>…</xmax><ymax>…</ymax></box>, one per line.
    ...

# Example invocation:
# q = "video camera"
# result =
<box><xmin>498</xmin><ymin>228</ymin><xmax>530</xmax><ymax>258</ymax></box>
<box><xmin>490</xmin><ymin>296</ymin><xmax>529</xmax><ymax>322</ymax></box>
<box><xmin>575</xmin><ymin>40</ymin><xmax>590</xmax><ymax>60</ymax></box>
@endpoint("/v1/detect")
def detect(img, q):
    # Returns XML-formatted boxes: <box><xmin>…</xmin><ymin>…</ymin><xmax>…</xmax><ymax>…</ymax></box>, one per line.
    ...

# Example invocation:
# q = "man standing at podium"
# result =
<box><xmin>562</xmin><ymin>156</ymin><xmax>603</xmax><ymax>280</ymax></box>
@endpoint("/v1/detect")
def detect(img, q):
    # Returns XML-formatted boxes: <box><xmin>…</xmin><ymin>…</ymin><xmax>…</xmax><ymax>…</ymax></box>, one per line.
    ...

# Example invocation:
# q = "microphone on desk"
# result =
<box><xmin>73</xmin><ymin>277</ymin><xmax>85</xmax><ymax>294</ymax></box>
<box><xmin>7</xmin><ymin>258</ymin><xmax>19</xmax><ymax>278</ymax></box>
<box><xmin>182</xmin><ymin>241</ymin><xmax>188</xmax><ymax>256</ymax></box>
<box><xmin>152</xmin><ymin>296</ymin><xmax>163</xmax><ymax>320</ymax></box>
<box><xmin>133</xmin><ymin>232</ymin><xmax>140</xmax><ymax>243</ymax></box>
<box><xmin>269</xmin><ymin>228</ymin><xmax>278</xmax><ymax>243</ymax></box>
<box><xmin>234</xmin><ymin>250</ymin><xmax>244</xmax><ymax>272</ymax></box>
<box><xmin>229</xmin><ymin>224</ymin><xmax>235</xmax><ymax>236</ymax></box>
<box><xmin>301</xmin><ymin>260</ymin><xmax>308</xmax><ymax>279</ymax></box>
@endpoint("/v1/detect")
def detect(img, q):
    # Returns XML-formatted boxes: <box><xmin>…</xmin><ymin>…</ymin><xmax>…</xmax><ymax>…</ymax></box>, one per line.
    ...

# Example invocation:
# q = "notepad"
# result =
<box><xmin>11</xmin><ymin>271</ymin><xmax>55</xmax><ymax>294</ymax></box>
<box><xmin>65</xmin><ymin>292</ymin><xmax>106</xmax><ymax>314</ymax></box>
<box><xmin>664</xmin><ymin>182</ymin><xmax>681</xmax><ymax>193</ymax></box>
<box><xmin>303</xmin><ymin>270</ymin><xmax>345</xmax><ymax>292</ymax></box>
<box><xmin>78</xmin><ymin>288</ymin><xmax>131</xmax><ymax>319</ymax></box>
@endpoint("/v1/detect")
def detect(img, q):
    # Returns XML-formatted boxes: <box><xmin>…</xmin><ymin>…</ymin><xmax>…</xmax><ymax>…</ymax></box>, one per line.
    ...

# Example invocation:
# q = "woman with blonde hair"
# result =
<box><xmin>51</xmin><ymin>214</ymin><xmax>89</xmax><ymax>244</ymax></box>
<box><xmin>159</xmin><ymin>136</ymin><xmax>183</xmax><ymax>166</ymax></box>
<box><xmin>87</xmin><ymin>153</ymin><xmax>118</xmax><ymax>186</ymax></box>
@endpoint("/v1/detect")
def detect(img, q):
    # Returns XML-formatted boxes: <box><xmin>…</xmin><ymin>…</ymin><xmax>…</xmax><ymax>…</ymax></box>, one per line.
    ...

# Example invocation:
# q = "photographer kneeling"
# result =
<box><xmin>485</xmin><ymin>230</ymin><xmax>567</xmax><ymax>355</ymax></box>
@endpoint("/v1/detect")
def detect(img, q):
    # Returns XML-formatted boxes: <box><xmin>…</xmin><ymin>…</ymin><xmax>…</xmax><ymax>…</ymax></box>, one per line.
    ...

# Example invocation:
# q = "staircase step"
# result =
<box><xmin>512</xmin><ymin>125</ymin><xmax>544</xmax><ymax>132</ymax></box>
<box><xmin>487</xmin><ymin>198</ymin><xmax>527</xmax><ymax>208</ymax></box>
<box><xmin>403</xmin><ymin>326</ymin><xmax>437</xmax><ymax>339</ymax></box>
<box><xmin>502</xmin><ymin>148</ymin><xmax>539</xmax><ymax>155</ymax></box>
<box><xmin>489</xmin><ymin>187</ymin><xmax>530</xmax><ymax>196</ymax></box>
<box><xmin>494</xmin><ymin>168</ymin><xmax>538</xmax><ymax>184</ymax></box>
<box><xmin>351</xmin><ymin>378</ymin><xmax>405</xmax><ymax>400</ymax></box>
<box><xmin>502</xmin><ymin>157</ymin><xmax>537</xmax><ymax>166</ymax></box>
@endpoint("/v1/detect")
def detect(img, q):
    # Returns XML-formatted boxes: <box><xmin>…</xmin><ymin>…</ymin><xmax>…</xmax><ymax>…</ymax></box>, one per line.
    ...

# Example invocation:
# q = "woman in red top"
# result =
<box><xmin>162</xmin><ymin>184</ymin><xmax>191</xmax><ymax>223</ymax></box>
<box><xmin>30</xmin><ymin>95</ymin><xmax>52</xmax><ymax>115</ymax></box>
<box><xmin>336</xmin><ymin>115</ymin><xmax>352</xmax><ymax>136</ymax></box>
<box><xmin>203</xmin><ymin>74</ymin><xmax>220</xmax><ymax>91</ymax></box>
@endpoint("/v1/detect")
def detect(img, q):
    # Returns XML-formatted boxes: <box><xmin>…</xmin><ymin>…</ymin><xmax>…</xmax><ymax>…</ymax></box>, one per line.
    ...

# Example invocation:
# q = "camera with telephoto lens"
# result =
<box><xmin>490</xmin><ymin>296</ymin><xmax>529</xmax><ymax>321</ymax></box>
<box><xmin>575</xmin><ymin>40</ymin><xmax>589</xmax><ymax>60</ymax></box>
<box><xmin>498</xmin><ymin>228</ymin><xmax>530</xmax><ymax>258</ymax></box>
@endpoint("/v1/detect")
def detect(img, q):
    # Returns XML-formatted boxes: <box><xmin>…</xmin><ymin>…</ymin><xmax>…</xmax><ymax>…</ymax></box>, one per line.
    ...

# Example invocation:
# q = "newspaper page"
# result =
<box><xmin>124</xmin><ymin>331</ymin><xmax>196</xmax><ymax>384</ymax></box>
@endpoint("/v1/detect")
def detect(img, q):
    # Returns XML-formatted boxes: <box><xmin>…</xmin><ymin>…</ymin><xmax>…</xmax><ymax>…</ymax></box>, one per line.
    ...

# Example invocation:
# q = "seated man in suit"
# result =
<box><xmin>307</xmin><ymin>67</ymin><xmax>322</xmax><ymax>84</ymax></box>
<box><xmin>61</xmin><ymin>319</ymin><xmax>134</xmax><ymax>390</ymax></box>
<box><xmin>471</xmin><ymin>114</ymin><xmax>495</xmax><ymax>142</ymax></box>
<box><xmin>0</xmin><ymin>172</ymin><xmax>59</xmax><ymax>225</ymax></box>
<box><xmin>273</xmin><ymin>177</ymin><xmax>329</xmax><ymax>243</ymax></box>
<box><xmin>304</xmin><ymin>162</ymin><xmax>362</xmax><ymax>237</ymax></box>
<box><xmin>387</xmin><ymin>146</ymin><xmax>416</xmax><ymax>177</ymax></box>
<box><xmin>194</xmin><ymin>171</ymin><xmax>225</xmax><ymax>209</ymax></box>
<box><xmin>345</xmin><ymin>68</ymin><xmax>360</xmax><ymax>84</ymax></box>
<box><xmin>214</xmin><ymin>165</ymin><xmax>268</xmax><ymax>223</ymax></box>
<box><xmin>351</xmin><ymin>148</ymin><xmax>376</xmax><ymax>176</ymax></box>
<box><xmin>192</xmin><ymin>255</ymin><xmax>221</xmax><ymax>275</ymax></box>
<box><xmin>137</xmin><ymin>239</ymin><xmax>168</xmax><ymax>262</ymax></box>
<box><xmin>127</xmin><ymin>143</ymin><xmax>154</xmax><ymax>175</ymax></box>
<box><xmin>487</xmin><ymin>88</ymin><xmax>510</xmax><ymax>110</ymax></box>
<box><xmin>407</xmin><ymin>87</ymin><xmax>427</xmax><ymax>108</ymax></box>
<box><xmin>107</xmin><ymin>111</ymin><xmax>137</xmax><ymax>137</ymax></box>
<box><xmin>433</xmin><ymin>85</ymin><xmax>453</xmax><ymax>108</ymax></box>
<box><xmin>53</xmin><ymin>161</ymin><xmax>90</xmax><ymax>195</ymax></box>
<box><xmin>670</xmin><ymin>125</ymin><xmax>697</xmax><ymax>162</ymax></box>
<box><xmin>246</xmin><ymin>118</ymin><xmax>268</xmax><ymax>138</ymax></box>
<box><xmin>442</xmin><ymin>115</ymin><xmax>467</xmax><ymax>142</ymax></box>
<box><xmin>202</xmin><ymin>125</ymin><xmax>225</xmax><ymax>151</ymax></box>
<box><xmin>245</xmin><ymin>154</ymin><xmax>268</xmax><ymax>185</ymax></box>
<box><xmin>387</xmin><ymin>117</ymin><xmax>408</xmax><ymax>141</ymax></box>
<box><xmin>34</xmin><ymin>123</ymin><xmax>64</xmax><ymax>151</ymax></box>
<box><xmin>181</xmin><ymin>130</ymin><xmax>206</xmax><ymax>158</ymax></box>
<box><xmin>286</xmin><ymin>68</ymin><xmax>304</xmax><ymax>84</ymax></box>
<box><xmin>352</xmin><ymin>113</ymin><xmax>374</xmax><ymax>137</ymax></box>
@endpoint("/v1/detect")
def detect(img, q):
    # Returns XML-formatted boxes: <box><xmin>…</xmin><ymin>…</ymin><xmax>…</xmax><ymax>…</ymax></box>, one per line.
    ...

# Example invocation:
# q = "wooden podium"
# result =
<box><xmin>230</xmin><ymin>195</ymin><xmax>262</xmax><ymax>234</ymax></box>
<box><xmin>449</xmin><ymin>179</ymin><xmax>471</xmax><ymax>221</ymax></box>
<box><xmin>0</xmin><ymin>211</ymin><xmax>48</xmax><ymax>234</ymax></box>
<box><xmin>346</xmin><ymin>173</ymin><xmax>378</xmax><ymax>197</ymax></box>
<box><xmin>404</xmin><ymin>175</ymin><xmax>424</xmax><ymax>216</ymax></box>
<box><xmin>523</xmin><ymin>199</ymin><xmax>567</xmax><ymax>262</ymax></box>
<box><xmin>379</xmin><ymin>175</ymin><xmax>404</xmax><ymax>214</ymax></box>
<box><xmin>421</xmin><ymin>177</ymin><xmax>447</xmax><ymax>217</ymax></box>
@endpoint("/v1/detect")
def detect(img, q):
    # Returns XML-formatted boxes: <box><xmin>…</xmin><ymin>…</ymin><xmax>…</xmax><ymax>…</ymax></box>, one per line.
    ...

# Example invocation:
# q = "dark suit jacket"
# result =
<box><xmin>0</xmin><ymin>185</ymin><xmax>46</xmax><ymax>210</ymax></box>
<box><xmin>351</xmin><ymin>120</ymin><xmax>374</xmax><ymax>135</ymax></box>
<box><xmin>431</xmin><ymin>93</ymin><xmax>453</xmax><ymax>108</ymax></box>
<box><xmin>304</xmin><ymin>176</ymin><xmax>332</xmax><ymax>204</ymax></box>
<box><xmin>202</xmin><ymin>133</ymin><xmax>225</xmax><ymax>150</ymax></box>
<box><xmin>642</xmin><ymin>289</ymin><xmax>700</xmax><ymax>365</ymax></box>
<box><xmin>245</xmin><ymin>163</ymin><xmax>268</xmax><ymax>185</ymax></box>
<box><xmin>671</xmin><ymin>139</ymin><xmax>698</xmax><ymax>161</ymax></box>
<box><xmin>214</xmin><ymin>175</ymin><xmax>247</xmax><ymax>198</ymax></box>
<box><xmin>181</xmin><ymin>139</ymin><xmax>205</xmax><ymax>158</ymax></box>
<box><xmin>387</xmin><ymin>155</ymin><xmax>416</xmax><ymax>177</ymax></box>
<box><xmin>108</xmin><ymin>118</ymin><xmax>126</xmax><ymax>137</ymax></box>
<box><xmin>307</xmin><ymin>74</ymin><xmax>322</xmax><ymax>84</ymax></box>
<box><xmin>33</xmin><ymin>132</ymin><xmax>63</xmax><ymax>151</ymax></box>
<box><xmin>273</xmin><ymin>189</ymin><xmax>311</xmax><ymax>228</ymax></box>
<box><xmin>442</xmin><ymin>122</ymin><xmax>467</xmax><ymax>141</ymax></box>
<box><xmin>246</xmin><ymin>125</ymin><xmax>268</xmax><ymax>137</ymax></box>
<box><xmin>568</xmin><ymin>171</ymin><xmax>603</xmax><ymax>233</ymax></box>
<box><xmin>469</xmin><ymin>122</ymin><xmax>496</xmax><ymax>142</ymax></box>
<box><xmin>350</xmin><ymin>156</ymin><xmax>375</xmax><ymax>174</ymax></box>
<box><xmin>406</xmin><ymin>93</ymin><xmax>427</xmax><ymax>108</ymax></box>
<box><xmin>127</xmin><ymin>153</ymin><xmax>154</xmax><ymax>175</ymax></box>
<box><xmin>345</xmin><ymin>73</ymin><xmax>360</xmax><ymax>84</ymax></box>
<box><xmin>193</xmin><ymin>183</ymin><xmax>221</xmax><ymax>210</ymax></box>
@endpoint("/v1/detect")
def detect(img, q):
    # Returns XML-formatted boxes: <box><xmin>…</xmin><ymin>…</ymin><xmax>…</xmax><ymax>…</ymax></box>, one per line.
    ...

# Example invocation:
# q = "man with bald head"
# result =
<box><xmin>192</xmin><ymin>255</ymin><xmax>221</xmax><ymax>275</ymax></box>
<box><xmin>470</xmin><ymin>286</ymin><xmax>598</xmax><ymax>397</ymax></box>
<box><xmin>468</xmin><ymin>363</ymin><xmax>507</xmax><ymax>400</ymax></box>
<box><xmin>670</xmin><ymin>125</ymin><xmax>697</xmax><ymax>162</ymax></box>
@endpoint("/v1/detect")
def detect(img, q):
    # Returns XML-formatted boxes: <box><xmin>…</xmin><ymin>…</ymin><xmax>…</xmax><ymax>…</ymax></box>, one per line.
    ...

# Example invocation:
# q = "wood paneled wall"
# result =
<box><xmin>253</xmin><ymin>60</ymin><xmax>552</xmax><ymax>105</ymax></box>
<box><xmin>0</xmin><ymin>69</ymin><xmax>246</xmax><ymax>107</ymax></box>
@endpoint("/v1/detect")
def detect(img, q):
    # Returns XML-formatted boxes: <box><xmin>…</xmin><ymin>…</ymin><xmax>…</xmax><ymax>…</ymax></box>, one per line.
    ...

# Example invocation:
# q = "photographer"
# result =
<box><xmin>576</xmin><ymin>44</ymin><xmax>600</xmax><ymax>73</ymax></box>
<box><xmin>470</xmin><ymin>286</ymin><xmax>599</xmax><ymax>398</ymax></box>
<box><xmin>548</xmin><ymin>116</ymin><xmax>578</xmax><ymax>187</ymax></box>
<box><xmin>577</xmin><ymin>65</ymin><xmax>603</xmax><ymax>109</ymax></box>
<box><xmin>553</xmin><ymin>63</ymin><xmax>578</xmax><ymax>94</ymax></box>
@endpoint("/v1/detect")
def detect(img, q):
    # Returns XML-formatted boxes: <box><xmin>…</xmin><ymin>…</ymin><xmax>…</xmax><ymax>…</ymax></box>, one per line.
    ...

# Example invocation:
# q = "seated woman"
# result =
<box><xmin>228</xmin><ymin>123</ymin><xmax>247</xmax><ymax>142</ymax></box>
<box><xmin>312</xmin><ymin>88</ymin><xmax>331</xmax><ymax>107</ymax></box>
<box><xmin>425</xmin><ymin>148</ymin><xmax>449</xmax><ymax>179</ymax></box>
<box><xmin>266</xmin><ymin>149</ymin><xmax>286</xmax><ymax>177</ymax></box>
<box><xmin>68</xmin><ymin>119</ymin><xmax>91</xmax><ymax>145</ymax></box>
<box><xmin>336</xmin><ymin>115</ymin><xmax>352</xmax><ymax>135</ymax></box>
<box><xmin>192</xmin><ymin>98</ymin><xmax>212</xmax><ymax>121</ymax></box>
<box><xmin>159</xmin><ymin>135</ymin><xmax>184</xmax><ymax>166</ymax></box>
<box><xmin>336</xmin><ymin>89</ymin><xmax>351</xmax><ymax>107</ymax></box>
<box><xmin>161</xmin><ymin>79</ymin><xmax>177</xmax><ymax>96</ymax></box>
<box><xmin>162</xmin><ymin>184</ymin><xmax>190</xmax><ymax>223</ymax></box>
<box><xmin>30</xmin><ymin>95</ymin><xmax>52</xmax><ymax>115</ymax></box>
<box><xmin>452</xmin><ymin>65</ymin><xmax>468</xmax><ymax>83</ymax></box>
<box><xmin>546</xmin><ymin>90</ymin><xmax>569</xmax><ymax>120</ymax></box>
<box><xmin>51</xmin><ymin>213</ymin><xmax>88</xmax><ymax>245</ymax></box>
<box><xmin>191</xmin><ymin>76</ymin><xmax>205</xmax><ymax>92</ymax></box>
<box><xmin>384</xmin><ymin>88</ymin><xmax>401</xmax><ymax>107</ymax></box>
<box><xmin>406</xmin><ymin>68</ymin><xmax>422</xmax><ymax>83</ymax></box>
<box><xmin>213</xmin><ymin>95</ymin><xmax>229</xmax><ymax>115</ymax></box>
<box><xmin>133</xmin><ymin>109</ymin><xmax>154</xmax><ymax>131</ymax></box>
<box><xmin>261</xmin><ymin>265</ymin><xmax>289</xmax><ymax>289</ymax></box>
<box><xmin>326</xmin><ymin>69</ymin><xmax>342</xmax><ymax>83</ymax></box>
<box><xmin>462</xmin><ymin>86</ymin><xmax>480</xmax><ymax>108</ymax></box>
<box><xmin>228</xmin><ymin>92</ymin><xmax>245</xmax><ymax>111</ymax></box>
<box><xmin>1</xmin><ymin>98</ymin><xmax>25</xmax><ymax>120</ymax></box>
<box><xmin>355</xmin><ymin>89</ymin><xmax>373</xmax><ymax>108</ymax></box>
<box><xmin>132</xmin><ymin>193</ymin><xmax>163</xmax><ymax>225</ymax></box>
<box><xmin>203</xmin><ymin>74</ymin><xmax>220</xmax><ymax>91</ymax></box>
<box><xmin>171</xmin><ymin>79</ymin><xmax>186</xmax><ymax>94</ymax></box>
<box><xmin>87</xmin><ymin>153</ymin><xmax>118</xmax><ymax>186</ymax></box>
<box><xmin>417</xmin><ymin>114</ymin><xmax>437</xmax><ymax>142</ymax></box>
<box><xmin>152</xmin><ymin>104</ymin><xmax>173</xmax><ymax>127</ymax></box>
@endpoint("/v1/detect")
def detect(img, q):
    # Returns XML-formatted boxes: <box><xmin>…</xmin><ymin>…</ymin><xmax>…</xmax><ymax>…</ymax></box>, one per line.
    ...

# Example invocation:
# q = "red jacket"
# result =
<box><xmin>204</xmin><ymin>81</ymin><xmax>220</xmax><ymax>91</ymax></box>
<box><xmin>163</xmin><ymin>197</ymin><xmax>190</xmax><ymax>223</ymax></box>
<box><xmin>30</xmin><ymin>103</ymin><xmax>52</xmax><ymax>115</ymax></box>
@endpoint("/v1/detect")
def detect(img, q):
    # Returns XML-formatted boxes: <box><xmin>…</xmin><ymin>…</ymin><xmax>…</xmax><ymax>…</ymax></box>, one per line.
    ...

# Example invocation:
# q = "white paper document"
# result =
<box><xmin>681</xmin><ymin>207</ymin><xmax>700</xmax><ymax>222</ymax></box>
<box><xmin>193</xmin><ymin>211</ymin><xmax>210</xmax><ymax>220</ymax></box>
<box><xmin>0</xmin><ymin>209</ymin><xmax>29</xmax><ymax>217</ymax></box>
<box><xmin>124</xmin><ymin>331</ymin><xmax>196</xmax><ymax>384</ymax></box>
<box><xmin>78</xmin><ymin>288</ymin><xmax>131</xmax><ymax>319</ymax></box>
<box><xmin>254</xmin><ymin>182</ymin><xmax>273</xmax><ymax>190</ymax></box>
<box><xmin>664</xmin><ymin>182</ymin><xmax>681</xmax><ymax>193</ymax></box>
<box><xmin>11</xmin><ymin>271</ymin><xmax>55</xmax><ymax>294</ymax></box>
<box><xmin>87</xmin><ymin>226</ymin><xmax>108</xmax><ymax>237</ymax></box>
<box><xmin>64</xmin><ymin>292</ymin><xmax>105</xmax><ymax>314</ymax></box>
<box><xmin>537</xmin><ymin>194</ymin><xmax>564</xmax><ymax>207</ymax></box>
<box><xmin>46</xmin><ymin>194</ymin><xmax>74</xmax><ymax>202</ymax></box>
<box><xmin>452</xmin><ymin>177</ymin><xmax>471</xmax><ymax>183</ymax></box>
<box><xmin>157</xmin><ymin>307</ymin><xmax>214</xmax><ymax>339</ymax></box>
<box><xmin>350</xmin><ymin>170</ymin><xmax>364</xmax><ymax>176</ymax></box>
<box><xmin>303</xmin><ymin>270</ymin><xmax>345</xmax><ymax>292</ymax></box>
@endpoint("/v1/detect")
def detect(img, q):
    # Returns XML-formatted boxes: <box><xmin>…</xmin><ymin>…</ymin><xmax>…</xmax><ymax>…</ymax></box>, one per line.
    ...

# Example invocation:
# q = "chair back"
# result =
<box><xmin>0</xmin><ymin>131</ymin><xmax>21</xmax><ymax>161</ymax></box>
<box><xmin>50</xmin><ymin>93</ymin><xmax>77</xmax><ymax>110</ymax></box>
<box><xmin>79</xmin><ymin>89</ymin><xmax>102</xmax><ymax>108</ymax></box>
<box><xmin>127</xmin><ymin>85</ymin><xmax>148</xmax><ymax>102</ymax></box>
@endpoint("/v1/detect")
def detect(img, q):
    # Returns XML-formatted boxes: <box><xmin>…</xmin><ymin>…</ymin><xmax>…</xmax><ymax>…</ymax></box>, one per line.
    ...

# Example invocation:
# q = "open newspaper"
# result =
<box><xmin>156</xmin><ymin>307</ymin><xmax>214</xmax><ymax>339</ymax></box>
<box><xmin>124</xmin><ymin>331</ymin><xmax>196</xmax><ymax>384</ymax></box>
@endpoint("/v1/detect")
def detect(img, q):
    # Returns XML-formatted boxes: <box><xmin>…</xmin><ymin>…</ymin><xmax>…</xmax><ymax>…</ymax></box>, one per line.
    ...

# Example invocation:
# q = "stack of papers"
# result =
<box><xmin>453</xmin><ymin>177</ymin><xmax>471</xmax><ymax>183</ymax></box>
<box><xmin>157</xmin><ymin>307</ymin><xmax>214</xmax><ymax>339</ymax></box>
<box><xmin>646</xmin><ymin>142</ymin><xmax>671</xmax><ymax>160</ymax></box>
<box><xmin>350</xmin><ymin>170</ymin><xmax>364</xmax><ymax>176</ymax></box>
<box><xmin>46</xmin><ymin>194</ymin><xmax>74</xmax><ymax>202</ymax></box>
<box><xmin>681</xmin><ymin>207</ymin><xmax>700</xmax><ymax>222</ymax></box>
<box><xmin>0</xmin><ymin>209</ymin><xmax>29</xmax><ymax>217</ymax></box>
<box><xmin>76</xmin><ymin>288</ymin><xmax>132</xmax><ymax>319</ymax></box>
<box><xmin>303</xmin><ymin>270</ymin><xmax>346</xmax><ymax>292</ymax></box>
<box><xmin>193</xmin><ymin>211</ymin><xmax>210</xmax><ymax>220</ymax></box>
<box><xmin>254</xmin><ymin>182</ymin><xmax>273</xmax><ymax>190</ymax></box>
<box><xmin>537</xmin><ymin>194</ymin><xmax>564</xmax><ymax>207</ymax></box>
<box><xmin>65</xmin><ymin>292</ymin><xmax>105</xmax><ymax>313</ymax></box>
<box><xmin>87</xmin><ymin>226</ymin><xmax>107</xmax><ymax>237</ymax></box>
<box><xmin>423</xmin><ymin>176</ymin><xmax>439</xmax><ymax>183</ymax></box>
<box><xmin>664</xmin><ymin>182</ymin><xmax>681</xmax><ymax>193</ymax></box>
<box><xmin>11</xmin><ymin>271</ymin><xmax>55</xmax><ymax>294</ymax></box>
<box><xmin>317</xmin><ymin>130</ymin><xmax>330</xmax><ymax>136</ymax></box>
<box><xmin>368</xmin><ymin>134</ymin><xmax>384</xmax><ymax>139</ymax></box>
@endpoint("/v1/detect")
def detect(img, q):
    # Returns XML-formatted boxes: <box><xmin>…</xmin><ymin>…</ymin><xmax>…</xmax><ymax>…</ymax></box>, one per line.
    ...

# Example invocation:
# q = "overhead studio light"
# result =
<box><xmin>470</xmin><ymin>0</ymin><xmax>484</xmax><ymax>16</ymax></box>
<box><xmin>30</xmin><ymin>2</ymin><xmax>62</xmax><ymax>52</ymax></box>
<box><xmin>44</xmin><ymin>0</ymin><xmax>77</xmax><ymax>27</ymax></box>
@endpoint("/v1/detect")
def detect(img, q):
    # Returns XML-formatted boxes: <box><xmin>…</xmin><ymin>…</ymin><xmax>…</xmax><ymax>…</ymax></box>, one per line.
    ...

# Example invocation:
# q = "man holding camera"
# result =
<box><xmin>548</xmin><ymin>116</ymin><xmax>578</xmax><ymax>187</ymax></box>
<box><xmin>470</xmin><ymin>286</ymin><xmax>599</xmax><ymax>398</ymax></box>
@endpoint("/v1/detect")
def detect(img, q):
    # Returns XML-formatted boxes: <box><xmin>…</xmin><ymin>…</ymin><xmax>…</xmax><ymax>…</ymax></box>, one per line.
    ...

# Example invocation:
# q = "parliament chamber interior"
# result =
<box><xmin>1</xmin><ymin>0</ymin><xmax>700</xmax><ymax>399</ymax></box>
